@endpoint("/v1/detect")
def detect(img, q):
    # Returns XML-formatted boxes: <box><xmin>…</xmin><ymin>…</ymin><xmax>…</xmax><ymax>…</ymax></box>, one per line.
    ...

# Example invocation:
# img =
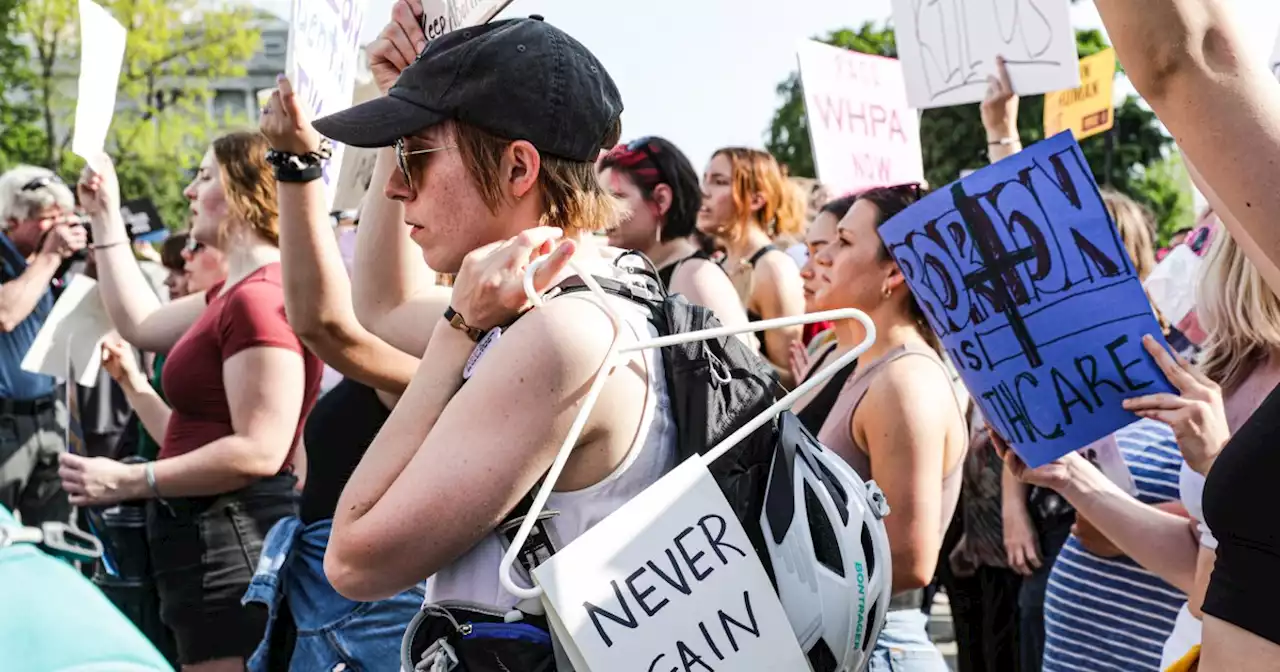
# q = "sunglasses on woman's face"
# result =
<box><xmin>185</xmin><ymin>239</ymin><xmax>205</xmax><ymax>255</ymax></box>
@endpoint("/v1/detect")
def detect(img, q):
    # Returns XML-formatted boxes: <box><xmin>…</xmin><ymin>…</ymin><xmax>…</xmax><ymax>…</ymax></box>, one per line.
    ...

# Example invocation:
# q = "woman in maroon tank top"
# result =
<box><xmin>65</xmin><ymin>134</ymin><xmax>323</xmax><ymax>670</ymax></box>
<box><xmin>803</xmin><ymin>185</ymin><xmax>969</xmax><ymax>672</ymax></box>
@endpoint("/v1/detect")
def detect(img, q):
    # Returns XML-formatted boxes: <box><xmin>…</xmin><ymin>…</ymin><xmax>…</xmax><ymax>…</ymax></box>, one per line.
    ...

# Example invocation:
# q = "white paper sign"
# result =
<box><xmin>890</xmin><ymin>0</ymin><xmax>1079</xmax><ymax>109</ymax></box>
<box><xmin>287</xmin><ymin>0</ymin><xmax>371</xmax><ymax>209</ymax></box>
<box><xmin>533</xmin><ymin>459</ymin><xmax>808</xmax><ymax>672</ymax></box>
<box><xmin>21</xmin><ymin>275</ymin><xmax>114</xmax><ymax>388</ymax></box>
<box><xmin>1144</xmin><ymin>244</ymin><xmax>1203</xmax><ymax>326</ymax></box>
<box><xmin>1078</xmin><ymin>433</ymin><xmax>1138</xmax><ymax>497</ymax></box>
<box><xmin>797</xmin><ymin>40</ymin><xmax>924</xmax><ymax>196</ymax></box>
<box><xmin>72</xmin><ymin>0</ymin><xmax>127</xmax><ymax>160</ymax></box>
<box><xmin>1271</xmin><ymin>30</ymin><xmax>1280</xmax><ymax>80</ymax></box>
<box><xmin>447</xmin><ymin>0</ymin><xmax>515</xmax><ymax>31</ymax></box>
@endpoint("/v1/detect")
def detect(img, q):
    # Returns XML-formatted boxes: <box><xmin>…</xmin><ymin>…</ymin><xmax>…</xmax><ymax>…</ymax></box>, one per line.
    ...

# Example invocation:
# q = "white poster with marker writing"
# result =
<box><xmin>533</xmin><ymin>459</ymin><xmax>808</xmax><ymax>672</ymax></box>
<box><xmin>797</xmin><ymin>40</ymin><xmax>924</xmax><ymax>196</ymax></box>
<box><xmin>21</xmin><ymin>275</ymin><xmax>114</xmax><ymax>388</ymax></box>
<box><xmin>72</xmin><ymin>0</ymin><xmax>127</xmax><ymax>161</ymax></box>
<box><xmin>890</xmin><ymin>0</ymin><xmax>1079</xmax><ymax>109</ymax></box>
<box><xmin>287</xmin><ymin>0</ymin><xmax>371</xmax><ymax>209</ymax></box>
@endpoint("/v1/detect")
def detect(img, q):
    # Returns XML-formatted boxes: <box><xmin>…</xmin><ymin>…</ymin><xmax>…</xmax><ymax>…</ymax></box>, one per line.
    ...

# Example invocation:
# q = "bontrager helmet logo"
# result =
<box><xmin>854</xmin><ymin>561</ymin><xmax>867</xmax><ymax>648</ymax></box>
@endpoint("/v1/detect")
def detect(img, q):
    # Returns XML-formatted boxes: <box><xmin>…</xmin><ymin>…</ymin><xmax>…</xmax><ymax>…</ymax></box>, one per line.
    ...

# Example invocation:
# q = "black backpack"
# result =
<box><xmin>404</xmin><ymin>255</ymin><xmax>782</xmax><ymax>672</ymax></box>
<box><xmin>533</xmin><ymin>258</ymin><xmax>782</xmax><ymax>564</ymax></box>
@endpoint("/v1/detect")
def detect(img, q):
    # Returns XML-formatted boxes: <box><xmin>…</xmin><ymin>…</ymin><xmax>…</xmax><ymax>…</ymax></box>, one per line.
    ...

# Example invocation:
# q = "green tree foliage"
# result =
<box><xmin>1</xmin><ymin>0</ymin><xmax>261</xmax><ymax>231</ymax></box>
<box><xmin>766</xmin><ymin>23</ymin><xmax>1191</xmax><ymax>239</ymax></box>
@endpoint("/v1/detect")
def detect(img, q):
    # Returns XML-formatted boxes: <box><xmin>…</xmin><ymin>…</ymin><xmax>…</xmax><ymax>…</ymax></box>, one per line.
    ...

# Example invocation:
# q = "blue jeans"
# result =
<box><xmin>243</xmin><ymin>517</ymin><xmax>425</xmax><ymax>671</ymax></box>
<box><xmin>868</xmin><ymin>609</ymin><xmax>950</xmax><ymax>672</ymax></box>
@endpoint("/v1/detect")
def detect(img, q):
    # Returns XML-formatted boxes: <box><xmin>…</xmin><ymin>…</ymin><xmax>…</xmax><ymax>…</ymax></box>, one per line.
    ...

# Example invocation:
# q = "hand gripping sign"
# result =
<box><xmin>877</xmin><ymin>131</ymin><xmax>1176</xmax><ymax>467</ymax></box>
<box><xmin>489</xmin><ymin>260</ymin><xmax>880</xmax><ymax>672</ymax></box>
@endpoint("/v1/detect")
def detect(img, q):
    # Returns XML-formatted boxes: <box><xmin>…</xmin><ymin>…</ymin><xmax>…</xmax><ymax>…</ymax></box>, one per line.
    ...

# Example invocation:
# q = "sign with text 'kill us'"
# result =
<box><xmin>890</xmin><ymin>0</ymin><xmax>1079</xmax><ymax>109</ymax></box>
<box><xmin>878</xmin><ymin>132</ymin><xmax>1175</xmax><ymax>467</ymax></box>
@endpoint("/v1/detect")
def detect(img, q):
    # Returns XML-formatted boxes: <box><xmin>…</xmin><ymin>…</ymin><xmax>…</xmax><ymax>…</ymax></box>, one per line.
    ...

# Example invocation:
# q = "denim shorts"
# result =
<box><xmin>146</xmin><ymin>474</ymin><xmax>298</xmax><ymax>665</ymax></box>
<box><xmin>867</xmin><ymin>609</ymin><xmax>951</xmax><ymax>672</ymax></box>
<box><xmin>244</xmin><ymin>516</ymin><xmax>425</xmax><ymax>672</ymax></box>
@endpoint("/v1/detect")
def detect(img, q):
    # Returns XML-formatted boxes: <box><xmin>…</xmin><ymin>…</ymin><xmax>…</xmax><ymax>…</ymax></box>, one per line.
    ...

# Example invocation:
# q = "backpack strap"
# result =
<box><xmin>497</xmin><ymin>259</ymin><xmax>665</xmax><ymax>583</ymax></box>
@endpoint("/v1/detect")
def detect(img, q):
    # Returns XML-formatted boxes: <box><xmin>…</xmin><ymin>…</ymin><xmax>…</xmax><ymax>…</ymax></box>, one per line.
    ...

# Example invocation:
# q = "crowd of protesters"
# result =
<box><xmin>3</xmin><ymin>1</ymin><xmax>1280</xmax><ymax>672</ymax></box>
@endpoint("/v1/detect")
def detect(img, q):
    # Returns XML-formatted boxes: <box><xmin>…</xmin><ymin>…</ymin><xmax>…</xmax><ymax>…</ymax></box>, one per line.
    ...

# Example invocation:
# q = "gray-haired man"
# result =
<box><xmin>0</xmin><ymin>166</ymin><xmax>87</xmax><ymax>525</ymax></box>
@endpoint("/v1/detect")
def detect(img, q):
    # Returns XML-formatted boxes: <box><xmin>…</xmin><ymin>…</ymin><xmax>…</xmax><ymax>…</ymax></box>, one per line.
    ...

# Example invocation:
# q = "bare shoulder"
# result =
<box><xmin>473</xmin><ymin>291</ymin><xmax>620</xmax><ymax>379</ymax></box>
<box><xmin>864</xmin><ymin>352</ymin><xmax>962</xmax><ymax>423</ymax></box>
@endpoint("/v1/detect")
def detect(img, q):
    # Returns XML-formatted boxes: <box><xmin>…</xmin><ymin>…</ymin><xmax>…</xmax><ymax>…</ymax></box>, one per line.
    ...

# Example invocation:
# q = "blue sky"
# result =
<box><xmin>253</xmin><ymin>0</ymin><xmax>1279</xmax><ymax>172</ymax></box>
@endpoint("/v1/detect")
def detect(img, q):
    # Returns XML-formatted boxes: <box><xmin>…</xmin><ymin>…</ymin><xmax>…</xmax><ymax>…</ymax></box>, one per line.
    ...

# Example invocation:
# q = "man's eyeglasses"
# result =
<box><xmin>395</xmin><ymin>138</ymin><xmax>456</xmax><ymax>190</ymax></box>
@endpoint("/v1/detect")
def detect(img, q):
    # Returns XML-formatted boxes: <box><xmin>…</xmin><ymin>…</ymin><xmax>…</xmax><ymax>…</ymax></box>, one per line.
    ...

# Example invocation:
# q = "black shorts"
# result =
<box><xmin>146</xmin><ymin>474</ymin><xmax>298</xmax><ymax>665</ymax></box>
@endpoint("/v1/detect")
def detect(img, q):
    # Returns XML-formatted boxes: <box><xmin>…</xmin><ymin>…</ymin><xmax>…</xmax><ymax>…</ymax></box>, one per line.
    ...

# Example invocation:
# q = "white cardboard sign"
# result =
<box><xmin>1144</xmin><ymin>244</ymin><xmax>1203</xmax><ymax>327</ymax></box>
<box><xmin>21</xmin><ymin>275</ymin><xmax>114</xmax><ymax>388</ymax></box>
<box><xmin>533</xmin><ymin>459</ymin><xmax>808</xmax><ymax>672</ymax></box>
<box><xmin>797</xmin><ymin>40</ymin><xmax>924</xmax><ymax>196</ymax></box>
<box><xmin>890</xmin><ymin>0</ymin><xmax>1079</xmax><ymax>109</ymax></box>
<box><xmin>287</xmin><ymin>0</ymin><xmax>371</xmax><ymax>209</ymax></box>
<box><xmin>72</xmin><ymin>0</ymin><xmax>127</xmax><ymax>161</ymax></box>
<box><xmin>1271</xmin><ymin>30</ymin><xmax>1280</xmax><ymax>80</ymax></box>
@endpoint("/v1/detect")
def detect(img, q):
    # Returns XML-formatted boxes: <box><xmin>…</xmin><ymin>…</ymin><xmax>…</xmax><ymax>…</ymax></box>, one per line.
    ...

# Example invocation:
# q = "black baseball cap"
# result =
<box><xmin>313</xmin><ymin>16</ymin><xmax>622</xmax><ymax>163</ymax></box>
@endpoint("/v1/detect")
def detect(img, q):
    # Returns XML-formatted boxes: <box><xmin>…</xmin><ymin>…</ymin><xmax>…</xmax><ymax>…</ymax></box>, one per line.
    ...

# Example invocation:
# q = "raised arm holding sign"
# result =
<box><xmin>878</xmin><ymin>132</ymin><xmax>1175</xmax><ymax>467</ymax></box>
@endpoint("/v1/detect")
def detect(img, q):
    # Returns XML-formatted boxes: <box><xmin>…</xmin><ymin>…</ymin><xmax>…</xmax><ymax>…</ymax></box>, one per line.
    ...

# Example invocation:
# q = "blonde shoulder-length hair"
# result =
<box><xmin>1195</xmin><ymin>226</ymin><xmax>1280</xmax><ymax>392</ymax></box>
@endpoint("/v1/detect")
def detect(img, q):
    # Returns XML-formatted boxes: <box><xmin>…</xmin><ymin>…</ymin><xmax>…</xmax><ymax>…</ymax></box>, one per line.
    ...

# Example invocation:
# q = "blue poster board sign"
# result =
<box><xmin>878</xmin><ymin>132</ymin><xmax>1174</xmax><ymax>467</ymax></box>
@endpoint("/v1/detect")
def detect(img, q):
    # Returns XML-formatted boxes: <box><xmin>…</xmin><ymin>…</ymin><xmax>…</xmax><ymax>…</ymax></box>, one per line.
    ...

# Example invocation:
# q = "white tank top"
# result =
<box><xmin>423</xmin><ymin>290</ymin><xmax>677</xmax><ymax>609</ymax></box>
<box><xmin>1179</xmin><ymin>461</ymin><xmax>1218</xmax><ymax>550</ymax></box>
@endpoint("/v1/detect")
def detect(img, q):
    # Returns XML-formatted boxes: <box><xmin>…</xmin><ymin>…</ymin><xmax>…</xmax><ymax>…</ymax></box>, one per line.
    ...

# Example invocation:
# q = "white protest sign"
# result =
<box><xmin>21</xmin><ymin>275</ymin><xmax>114</xmax><ymax>388</ymax></box>
<box><xmin>287</xmin><ymin>0</ymin><xmax>371</xmax><ymax>209</ymax></box>
<box><xmin>446</xmin><ymin>0</ymin><xmax>516</xmax><ymax>32</ymax></box>
<box><xmin>890</xmin><ymin>0</ymin><xmax>1079</xmax><ymax>109</ymax></box>
<box><xmin>1272</xmin><ymin>30</ymin><xmax>1280</xmax><ymax>80</ymax></box>
<box><xmin>533</xmin><ymin>459</ymin><xmax>808</xmax><ymax>672</ymax></box>
<box><xmin>1144</xmin><ymin>244</ymin><xmax>1203</xmax><ymax>326</ymax></box>
<box><xmin>72</xmin><ymin>0</ymin><xmax>127</xmax><ymax>161</ymax></box>
<box><xmin>1078</xmin><ymin>433</ymin><xmax>1138</xmax><ymax>497</ymax></box>
<box><xmin>797</xmin><ymin>40</ymin><xmax>924</xmax><ymax>196</ymax></box>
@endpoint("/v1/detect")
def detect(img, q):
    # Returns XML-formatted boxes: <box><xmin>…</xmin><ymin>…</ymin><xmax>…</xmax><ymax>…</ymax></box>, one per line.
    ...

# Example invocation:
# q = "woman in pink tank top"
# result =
<box><xmin>803</xmin><ymin>185</ymin><xmax>968</xmax><ymax>672</ymax></box>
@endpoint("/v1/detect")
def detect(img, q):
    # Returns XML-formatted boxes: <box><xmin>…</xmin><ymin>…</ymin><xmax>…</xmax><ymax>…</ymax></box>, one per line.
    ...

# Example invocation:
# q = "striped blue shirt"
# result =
<box><xmin>1042</xmin><ymin>419</ymin><xmax>1186</xmax><ymax>672</ymax></box>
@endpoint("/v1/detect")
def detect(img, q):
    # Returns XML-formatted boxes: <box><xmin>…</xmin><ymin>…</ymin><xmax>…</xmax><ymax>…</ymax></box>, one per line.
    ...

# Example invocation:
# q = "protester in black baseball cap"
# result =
<box><xmin>303</xmin><ymin>10</ymin><xmax>680</xmax><ymax>666</ymax></box>
<box><xmin>312</xmin><ymin>9</ymin><xmax>624</xmax><ymax>275</ymax></box>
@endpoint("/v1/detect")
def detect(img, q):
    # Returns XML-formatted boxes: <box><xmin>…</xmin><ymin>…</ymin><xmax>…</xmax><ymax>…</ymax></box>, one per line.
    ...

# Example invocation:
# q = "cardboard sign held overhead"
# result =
<box><xmin>796</xmin><ymin>41</ymin><xmax>924</xmax><ymax>196</ymax></box>
<box><xmin>72</xmin><ymin>0</ymin><xmax>127</xmax><ymax>161</ymax></box>
<box><xmin>878</xmin><ymin>132</ymin><xmax>1175</xmax><ymax>467</ymax></box>
<box><xmin>533</xmin><ymin>459</ymin><xmax>809</xmax><ymax>672</ymax></box>
<box><xmin>891</xmin><ymin>0</ymin><xmax>1079</xmax><ymax>109</ymax></box>
<box><xmin>286</xmin><ymin>0</ymin><xmax>371</xmax><ymax>209</ymax></box>
<box><xmin>1044</xmin><ymin>48</ymin><xmax>1116</xmax><ymax>142</ymax></box>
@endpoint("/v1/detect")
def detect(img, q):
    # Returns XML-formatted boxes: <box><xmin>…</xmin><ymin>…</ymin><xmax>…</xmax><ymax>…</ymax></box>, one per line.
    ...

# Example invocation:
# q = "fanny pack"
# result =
<box><xmin>401</xmin><ymin>602</ymin><xmax>558</xmax><ymax>672</ymax></box>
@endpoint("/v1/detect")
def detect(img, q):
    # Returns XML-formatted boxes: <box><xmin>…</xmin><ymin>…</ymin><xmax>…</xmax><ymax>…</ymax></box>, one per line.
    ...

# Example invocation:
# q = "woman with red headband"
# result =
<box><xmin>598</xmin><ymin>137</ymin><xmax>749</xmax><ymax>335</ymax></box>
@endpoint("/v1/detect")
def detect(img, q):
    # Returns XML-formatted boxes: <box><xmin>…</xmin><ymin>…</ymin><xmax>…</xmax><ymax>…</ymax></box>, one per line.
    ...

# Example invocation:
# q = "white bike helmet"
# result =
<box><xmin>761</xmin><ymin>412</ymin><xmax>893</xmax><ymax>672</ymax></box>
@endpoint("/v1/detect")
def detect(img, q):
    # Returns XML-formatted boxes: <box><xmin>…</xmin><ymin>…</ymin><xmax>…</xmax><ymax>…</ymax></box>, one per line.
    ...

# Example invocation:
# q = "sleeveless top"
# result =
<box><xmin>794</xmin><ymin>341</ymin><xmax>858</xmax><ymax>435</ymax></box>
<box><xmin>815</xmin><ymin>342</ymin><xmax>966</xmax><ymax>537</ymax></box>
<box><xmin>656</xmin><ymin>250</ymin><xmax>713</xmax><ymax>290</ymax></box>
<box><xmin>423</xmin><ymin>289</ymin><xmax>678</xmax><ymax>609</ymax></box>
<box><xmin>732</xmin><ymin>245</ymin><xmax>778</xmax><ymax>355</ymax></box>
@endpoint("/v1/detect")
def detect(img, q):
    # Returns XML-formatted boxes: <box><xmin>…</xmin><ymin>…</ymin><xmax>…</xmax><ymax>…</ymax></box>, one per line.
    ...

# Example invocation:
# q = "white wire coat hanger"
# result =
<box><xmin>498</xmin><ymin>254</ymin><xmax>877</xmax><ymax>600</ymax></box>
